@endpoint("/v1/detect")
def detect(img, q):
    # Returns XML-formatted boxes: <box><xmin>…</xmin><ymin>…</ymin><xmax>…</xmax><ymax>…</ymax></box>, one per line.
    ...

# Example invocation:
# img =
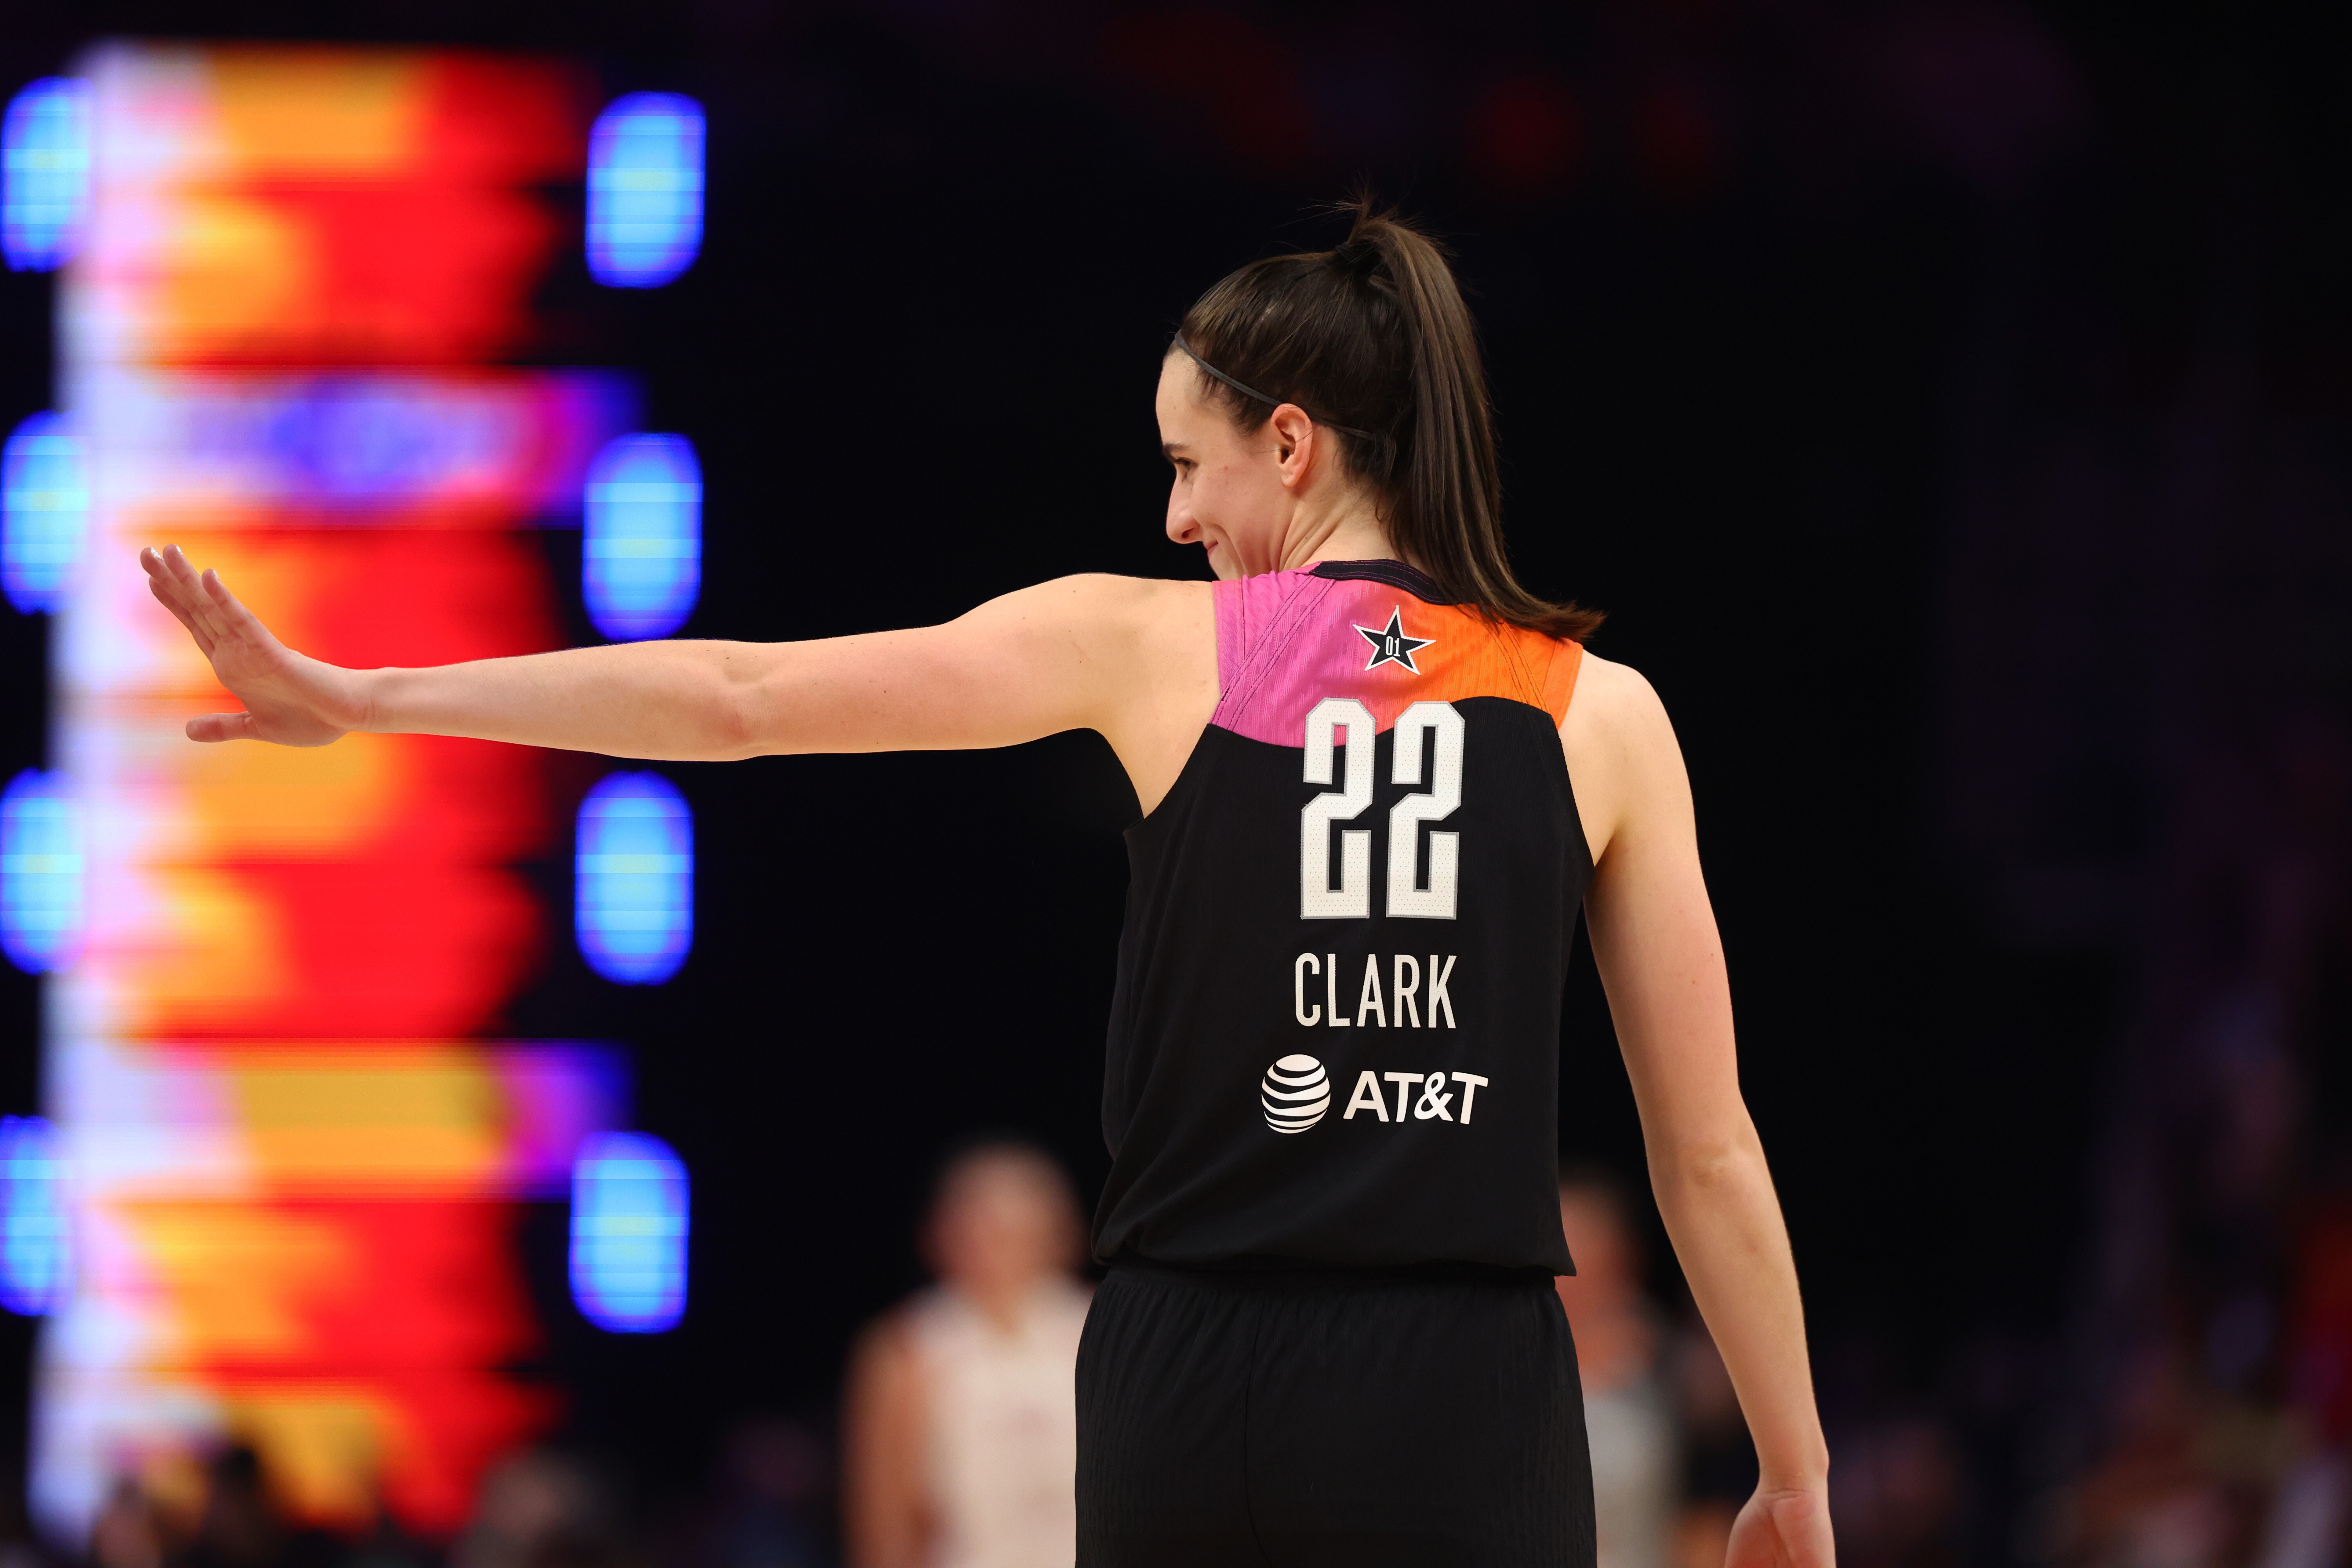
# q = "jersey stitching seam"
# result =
<box><xmin>1214</xmin><ymin>573</ymin><xmax>1331</xmax><ymax>729</ymax></box>
<box><xmin>1495</xmin><ymin>623</ymin><xmax>1542</xmax><ymax>708</ymax></box>
<box><xmin>1210</xmin><ymin>583</ymin><xmax>1273</xmax><ymax>729</ymax></box>
<box><xmin>1554</xmin><ymin>640</ymin><xmax>1586</xmax><ymax>721</ymax></box>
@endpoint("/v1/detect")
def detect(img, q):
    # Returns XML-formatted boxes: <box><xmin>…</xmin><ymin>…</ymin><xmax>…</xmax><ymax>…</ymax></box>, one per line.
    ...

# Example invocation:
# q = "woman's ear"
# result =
<box><xmin>1268</xmin><ymin>403</ymin><xmax>1319</xmax><ymax>490</ymax></box>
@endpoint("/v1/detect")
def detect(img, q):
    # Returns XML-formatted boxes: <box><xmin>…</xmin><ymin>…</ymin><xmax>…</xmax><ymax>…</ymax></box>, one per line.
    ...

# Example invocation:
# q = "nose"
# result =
<box><xmin>1165</xmin><ymin>482</ymin><xmax>1199</xmax><ymax>546</ymax></box>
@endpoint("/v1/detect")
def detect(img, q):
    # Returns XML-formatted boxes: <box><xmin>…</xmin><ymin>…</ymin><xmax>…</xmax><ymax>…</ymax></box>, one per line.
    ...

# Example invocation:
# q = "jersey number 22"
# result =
<box><xmin>1300</xmin><ymin>698</ymin><xmax>1463</xmax><ymax>920</ymax></box>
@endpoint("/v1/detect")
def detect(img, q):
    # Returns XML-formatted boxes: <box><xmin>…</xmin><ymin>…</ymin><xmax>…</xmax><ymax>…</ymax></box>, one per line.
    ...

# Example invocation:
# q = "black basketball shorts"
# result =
<box><xmin>1076</xmin><ymin>1263</ymin><xmax>1596</xmax><ymax>1568</ymax></box>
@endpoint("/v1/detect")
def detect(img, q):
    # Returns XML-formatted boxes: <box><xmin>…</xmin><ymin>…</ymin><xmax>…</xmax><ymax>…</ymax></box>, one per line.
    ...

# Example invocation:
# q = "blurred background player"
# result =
<box><xmin>1671</xmin><ymin>1327</ymin><xmax>1759</xmax><ymax>1568</ymax></box>
<box><xmin>1557</xmin><ymin>1175</ymin><xmax>1677</xmax><ymax>1568</ymax></box>
<box><xmin>841</xmin><ymin>1143</ymin><xmax>1090</xmax><ymax>1568</ymax></box>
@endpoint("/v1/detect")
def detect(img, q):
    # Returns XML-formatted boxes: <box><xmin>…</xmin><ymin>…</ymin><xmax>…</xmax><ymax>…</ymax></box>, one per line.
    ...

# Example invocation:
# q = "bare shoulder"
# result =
<box><xmin>1074</xmin><ymin>575</ymin><xmax>1213</xmax><ymax>657</ymax></box>
<box><xmin>1563</xmin><ymin>653</ymin><xmax>1676</xmax><ymax>757</ymax></box>
<box><xmin>977</xmin><ymin>572</ymin><xmax>1209</xmax><ymax>613</ymax></box>
<box><xmin>961</xmin><ymin>573</ymin><xmax>1211</xmax><ymax>644</ymax></box>
<box><xmin>1559</xmin><ymin>653</ymin><xmax>1691</xmax><ymax>863</ymax></box>
<box><xmin>845</xmin><ymin>1300</ymin><xmax>922</xmax><ymax>1387</ymax></box>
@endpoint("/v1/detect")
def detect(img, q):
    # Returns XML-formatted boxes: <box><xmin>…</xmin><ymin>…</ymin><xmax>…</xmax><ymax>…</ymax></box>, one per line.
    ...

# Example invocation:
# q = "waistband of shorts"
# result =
<box><xmin>1102</xmin><ymin>1254</ymin><xmax>1557</xmax><ymax>1291</ymax></box>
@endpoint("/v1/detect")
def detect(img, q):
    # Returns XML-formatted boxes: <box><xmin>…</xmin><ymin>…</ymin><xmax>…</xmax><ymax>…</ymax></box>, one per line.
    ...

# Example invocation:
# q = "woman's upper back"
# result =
<box><xmin>1085</xmin><ymin>566</ymin><xmax>1656</xmax><ymax>874</ymax></box>
<box><xmin>1089</xmin><ymin>559</ymin><xmax>1601</xmax><ymax>1272</ymax></box>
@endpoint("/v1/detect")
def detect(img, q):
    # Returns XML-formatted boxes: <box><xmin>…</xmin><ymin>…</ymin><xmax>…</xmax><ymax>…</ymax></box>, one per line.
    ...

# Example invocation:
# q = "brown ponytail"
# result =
<box><xmin>1176</xmin><ymin>196</ymin><xmax>1601</xmax><ymax>643</ymax></box>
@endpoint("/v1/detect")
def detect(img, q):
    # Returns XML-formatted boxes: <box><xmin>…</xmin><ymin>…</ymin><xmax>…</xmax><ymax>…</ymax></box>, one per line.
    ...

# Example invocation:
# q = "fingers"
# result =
<box><xmin>143</xmin><ymin>550</ymin><xmax>266</xmax><ymax>745</ymax></box>
<box><xmin>152</xmin><ymin>544</ymin><xmax>234</xmax><ymax>644</ymax></box>
<box><xmin>143</xmin><ymin>548</ymin><xmax>225</xmax><ymax>654</ymax></box>
<box><xmin>148</xmin><ymin>583</ymin><xmax>211</xmax><ymax>649</ymax></box>
<box><xmin>142</xmin><ymin>544</ymin><xmax>205</xmax><ymax>619</ymax></box>
<box><xmin>147</xmin><ymin>577</ymin><xmax>217</xmax><ymax>654</ymax></box>
<box><xmin>199</xmin><ymin>567</ymin><xmax>279</xmax><ymax>650</ymax></box>
<box><xmin>140</xmin><ymin>545</ymin><xmax>192</xmax><ymax>615</ymax></box>
<box><xmin>185</xmin><ymin>711</ymin><xmax>256</xmax><ymax>744</ymax></box>
<box><xmin>144</xmin><ymin>544</ymin><xmax>265</xmax><ymax>656</ymax></box>
<box><xmin>162</xmin><ymin>542</ymin><xmax>214</xmax><ymax>602</ymax></box>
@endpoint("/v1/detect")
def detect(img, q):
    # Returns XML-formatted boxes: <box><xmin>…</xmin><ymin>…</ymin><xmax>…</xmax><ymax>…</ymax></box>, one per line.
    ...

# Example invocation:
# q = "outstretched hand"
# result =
<box><xmin>1726</xmin><ymin>1485</ymin><xmax>1834</xmax><ymax>1568</ymax></box>
<box><xmin>138</xmin><ymin>545</ymin><xmax>365</xmax><ymax>746</ymax></box>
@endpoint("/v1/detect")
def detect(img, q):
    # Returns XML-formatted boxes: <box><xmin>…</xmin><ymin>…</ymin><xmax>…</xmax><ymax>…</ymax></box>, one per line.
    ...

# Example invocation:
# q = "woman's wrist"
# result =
<box><xmin>1757</xmin><ymin>1463</ymin><xmax>1830</xmax><ymax>1494</ymax></box>
<box><xmin>344</xmin><ymin>664</ymin><xmax>394</xmax><ymax>734</ymax></box>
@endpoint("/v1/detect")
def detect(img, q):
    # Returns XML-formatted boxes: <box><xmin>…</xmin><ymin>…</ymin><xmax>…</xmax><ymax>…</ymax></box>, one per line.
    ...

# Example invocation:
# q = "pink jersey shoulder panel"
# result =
<box><xmin>1211</xmin><ymin>568</ymin><xmax>1332</xmax><ymax>724</ymax></box>
<box><xmin>1213</xmin><ymin>571</ymin><xmax>1568</xmax><ymax>746</ymax></box>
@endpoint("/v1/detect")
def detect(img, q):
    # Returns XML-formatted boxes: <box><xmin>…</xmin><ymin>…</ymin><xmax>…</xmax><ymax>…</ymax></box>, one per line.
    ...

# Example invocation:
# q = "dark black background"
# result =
<box><xmin>2</xmin><ymin>0</ymin><xmax>2345</xmax><ymax>1546</ymax></box>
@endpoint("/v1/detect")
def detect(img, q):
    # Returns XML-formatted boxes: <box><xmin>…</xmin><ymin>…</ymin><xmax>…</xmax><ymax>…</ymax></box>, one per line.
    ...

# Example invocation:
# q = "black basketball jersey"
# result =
<box><xmin>1092</xmin><ymin>559</ymin><xmax>1592</xmax><ymax>1274</ymax></box>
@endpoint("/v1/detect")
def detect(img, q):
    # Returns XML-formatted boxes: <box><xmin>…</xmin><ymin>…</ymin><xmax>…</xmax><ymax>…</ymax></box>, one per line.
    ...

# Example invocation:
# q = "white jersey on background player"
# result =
<box><xmin>845</xmin><ymin>1145</ymin><xmax>1091</xmax><ymax>1568</ymax></box>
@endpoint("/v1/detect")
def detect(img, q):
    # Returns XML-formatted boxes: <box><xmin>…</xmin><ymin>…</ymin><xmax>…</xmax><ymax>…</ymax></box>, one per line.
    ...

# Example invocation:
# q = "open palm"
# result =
<box><xmin>139</xmin><ymin>544</ymin><xmax>363</xmax><ymax>746</ymax></box>
<box><xmin>1726</xmin><ymin>1485</ymin><xmax>1835</xmax><ymax>1568</ymax></box>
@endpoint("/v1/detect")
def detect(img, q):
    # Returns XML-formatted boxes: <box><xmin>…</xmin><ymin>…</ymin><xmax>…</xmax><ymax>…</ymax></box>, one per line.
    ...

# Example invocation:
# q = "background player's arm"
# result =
<box><xmin>840</xmin><ymin>1315</ymin><xmax>934</xmax><ymax>1568</ymax></box>
<box><xmin>1564</xmin><ymin>656</ymin><xmax>1835</xmax><ymax>1568</ymax></box>
<box><xmin>139</xmin><ymin>545</ymin><xmax>1209</xmax><ymax>772</ymax></box>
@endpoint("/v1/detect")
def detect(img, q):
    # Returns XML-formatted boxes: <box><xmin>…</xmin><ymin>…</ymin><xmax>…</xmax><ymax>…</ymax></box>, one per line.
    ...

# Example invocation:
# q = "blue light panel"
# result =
<box><xmin>1</xmin><ymin>770</ymin><xmax>83</xmax><ymax>975</ymax></box>
<box><xmin>583</xmin><ymin>432</ymin><xmax>701</xmax><ymax>641</ymax></box>
<box><xmin>3</xmin><ymin>78</ymin><xmax>91</xmax><ymax>272</ymax></box>
<box><xmin>587</xmin><ymin>93</ymin><xmax>704</xmax><ymax>289</ymax></box>
<box><xmin>570</xmin><ymin>1130</ymin><xmax>688</xmax><ymax>1333</ymax></box>
<box><xmin>0</xmin><ymin>1116</ymin><xmax>68</xmax><ymax>1317</ymax></box>
<box><xmin>3</xmin><ymin>413</ymin><xmax>87</xmax><ymax>612</ymax></box>
<box><xmin>575</xmin><ymin>771</ymin><xmax>693</xmax><ymax>985</ymax></box>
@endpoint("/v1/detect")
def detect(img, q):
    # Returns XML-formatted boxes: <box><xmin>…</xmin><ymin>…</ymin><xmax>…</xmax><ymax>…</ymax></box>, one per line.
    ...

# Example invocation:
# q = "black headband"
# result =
<box><xmin>1171</xmin><ymin>332</ymin><xmax>1385</xmax><ymax>446</ymax></box>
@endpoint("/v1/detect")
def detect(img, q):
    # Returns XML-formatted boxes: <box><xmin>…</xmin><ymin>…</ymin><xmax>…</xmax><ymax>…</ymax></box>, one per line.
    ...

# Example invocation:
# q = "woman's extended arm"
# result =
<box><xmin>1564</xmin><ymin>657</ymin><xmax>1835</xmax><ymax>1568</ymax></box>
<box><xmin>138</xmin><ymin>544</ymin><xmax>1210</xmax><ymax>770</ymax></box>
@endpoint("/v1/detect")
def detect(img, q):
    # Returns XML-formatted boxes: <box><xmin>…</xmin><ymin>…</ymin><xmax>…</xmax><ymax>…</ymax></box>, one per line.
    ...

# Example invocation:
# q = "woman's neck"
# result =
<box><xmin>955</xmin><ymin>1273</ymin><xmax>1045</xmax><ymax>1335</ymax></box>
<box><xmin>1278</xmin><ymin>497</ymin><xmax>1396</xmax><ymax>572</ymax></box>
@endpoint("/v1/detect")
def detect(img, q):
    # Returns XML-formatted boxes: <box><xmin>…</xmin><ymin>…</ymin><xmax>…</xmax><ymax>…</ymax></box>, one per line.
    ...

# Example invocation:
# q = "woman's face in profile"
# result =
<box><xmin>1155</xmin><ymin>352</ymin><xmax>1296</xmax><ymax>581</ymax></box>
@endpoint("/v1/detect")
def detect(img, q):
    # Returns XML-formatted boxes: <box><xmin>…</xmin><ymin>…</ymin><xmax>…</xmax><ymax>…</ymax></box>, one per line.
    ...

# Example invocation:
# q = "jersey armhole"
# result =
<box><xmin>1541</xmin><ymin>638</ymin><xmax>1586</xmax><ymax>728</ymax></box>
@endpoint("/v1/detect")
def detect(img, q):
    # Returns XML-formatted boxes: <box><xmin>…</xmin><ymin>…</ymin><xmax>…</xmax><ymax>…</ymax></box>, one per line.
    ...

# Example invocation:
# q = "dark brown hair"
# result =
<box><xmin>1176</xmin><ymin>197</ymin><xmax>1602</xmax><ymax>642</ymax></box>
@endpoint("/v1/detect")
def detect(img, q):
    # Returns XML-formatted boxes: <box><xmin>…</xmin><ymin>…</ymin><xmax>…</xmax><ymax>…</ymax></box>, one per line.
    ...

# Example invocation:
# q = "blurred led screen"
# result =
<box><xmin>568</xmin><ymin>1131</ymin><xmax>689</xmax><ymax>1333</ymax></box>
<box><xmin>1</xmin><ymin>769</ymin><xmax>84</xmax><ymax>973</ymax></box>
<box><xmin>26</xmin><ymin>43</ymin><xmax>650</xmax><ymax>1544</ymax></box>
<box><xmin>583</xmin><ymin>432</ymin><xmax>702</xmax><ymax>639</ymax></box>
<box><xmin>3</xmin><ymin>77</ymin><xmax>91</xmax><ymax>271</ymax></box>
<box><xmin>2</xmin><ymin>412</ymin><xmax>86</xmax><ymax>611</ymax></box>
<box><xmin>574</xmin><ymin>771</ymin><xmax>695</xmax><ymax>985</ymax></box>
<box><xmin>586</xmin><ymin>93</ymin><xmax>704</xmax><ymax>288</ymax></box>
<box><xmin>0</xmin><ymin>1116</ymin><xmax>71</xmax><ymax>1316</ymax></box>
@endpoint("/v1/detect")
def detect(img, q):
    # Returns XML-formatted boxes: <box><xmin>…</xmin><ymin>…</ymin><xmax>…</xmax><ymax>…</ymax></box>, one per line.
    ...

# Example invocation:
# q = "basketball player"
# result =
<box><xmin>1556</xmin><ymin>1176</ymin><xmax>1677</xmax><ymax>1568</ymax></box>
<box><xmin>843</xmin><ymin>1142</ymin><xmax>1093</xmax><ymax>1568</ymax></box>
<box><xmin>141</xmin><ymin>200</ymin><xmax>1834</xmax><ymax>1568</ymax></box>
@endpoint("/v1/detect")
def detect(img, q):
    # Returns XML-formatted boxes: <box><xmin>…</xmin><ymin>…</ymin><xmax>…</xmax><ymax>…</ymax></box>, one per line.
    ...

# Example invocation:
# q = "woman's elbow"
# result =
<box><xmin>705</xmin><ymin>680</ymin><xmax>767</xmax><ymax>760</ymax></box>
<box><xmin>1651</xmin><ymin>1127</ymin><xmax>1769</xmax><ymax>1201</ymax></box>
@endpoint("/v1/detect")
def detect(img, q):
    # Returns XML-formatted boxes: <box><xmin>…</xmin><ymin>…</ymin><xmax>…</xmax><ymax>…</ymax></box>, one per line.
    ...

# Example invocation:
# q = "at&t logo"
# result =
<box><xmin>1260</xmin><ymin>1055</ymin><xmax>1331</xmax><ymax>1133</ymax></box>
